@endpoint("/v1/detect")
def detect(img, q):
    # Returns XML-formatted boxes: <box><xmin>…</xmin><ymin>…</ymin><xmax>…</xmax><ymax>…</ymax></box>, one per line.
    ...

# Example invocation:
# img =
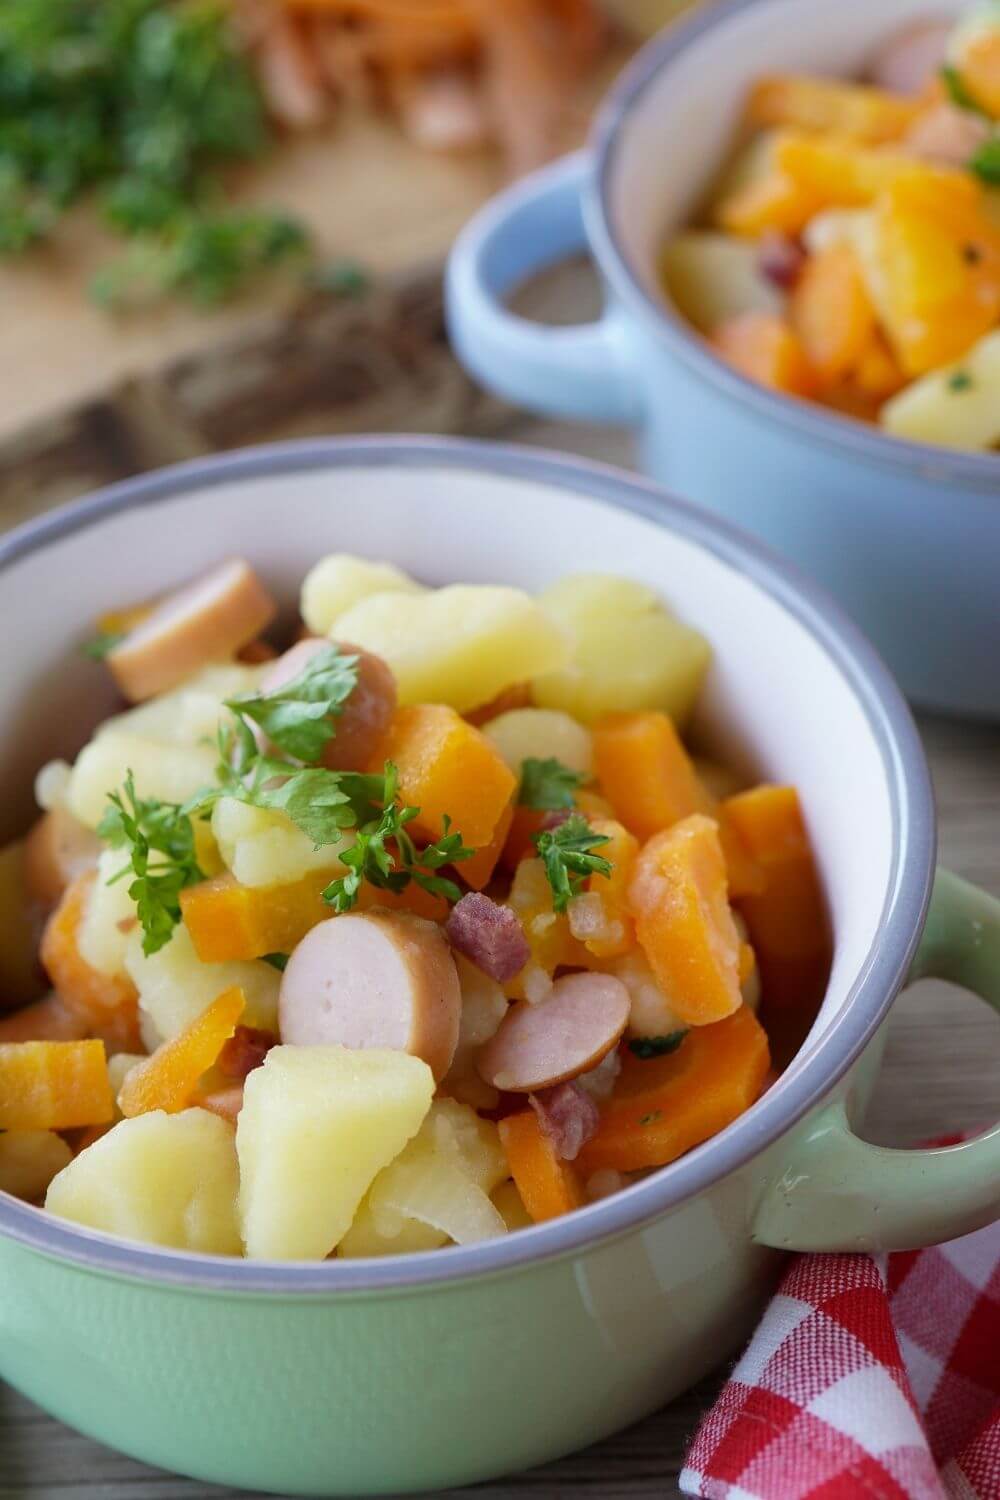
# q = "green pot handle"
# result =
<box><xmin>753</xmin><ymin>869</ymin><xmax>1000</xmax><ymax>1253</ymax></box>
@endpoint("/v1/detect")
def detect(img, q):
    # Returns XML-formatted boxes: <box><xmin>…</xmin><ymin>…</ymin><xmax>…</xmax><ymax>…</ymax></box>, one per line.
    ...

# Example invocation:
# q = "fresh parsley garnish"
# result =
<box><xmin>940</xmin><ymin>64</ymin><xmax>986</xmax><ymax>115</ymax></box>
<box><xmin>947</xmin><ymin>369</ymin><xmax>975</xmax><ymax>392</ymax></box>
<box><xmin>322</xmin><ymin>762</ymin><xmax>474</xmax><ymax>913</ymax></box>
<box><xmin>261</xmin><ymin>953</ymin><xmax>289</xmax><ymax>972</ymax></box>
<box><xmin>99</xmin><ymin>772</ymin><xmax>205</xmax><ymax>956</ymax></box>
<box><xmin>518</xmin><ymin>757</ymin><xmax>587</xmax><ymax>812</ymax></box>
<box><xmin>628</xmin><ymin>1031</ymin><xmax>688</xmax><ymax>1060</ymax></box>
<box><xmin>532</xmin><ymin>813</ymin><xmax>613</xmax><ymax>914</ymax></box>
<box><xmin>224</xmin><ymin>644</ymin><xmax>360</xmax><ymax>764</ymax></box>
<box><xmin>81</xmin><ymin>630</ymin><xmax>126</xmax><ymax>661</ymax></box>
<box><xmin>969</xmin><ymin>138</ymin><xmax>1000</xmax><ymax>186</ymax></box>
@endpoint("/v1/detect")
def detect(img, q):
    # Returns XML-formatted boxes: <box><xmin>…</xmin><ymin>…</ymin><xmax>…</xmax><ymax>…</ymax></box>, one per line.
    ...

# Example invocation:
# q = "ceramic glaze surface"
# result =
<box><xmin>445</xmin><ymin>0</ymin><xmax>1000</xmax><ymax>717</ymax></box>
<box><xmin>0</xmin><ymin>440</ymin><xmax>998</xmax><ymax>1495</ymax></box>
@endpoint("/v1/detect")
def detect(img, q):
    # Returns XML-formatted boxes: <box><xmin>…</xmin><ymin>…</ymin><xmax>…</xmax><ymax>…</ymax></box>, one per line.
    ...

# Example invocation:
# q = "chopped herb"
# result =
<box><xmin>98</xmin><ymin>772</ymin><xmax>205</xmax><ymax>956</ymax></box>
<box><xmin>322</xmin><ymin>762</ymin><xmax>474</xmax><ymax>913</ymax></box>
<box><xmin>311</xmin><ymin>259</ymin><xmax>370</xmax><ymax>298</ymax></box>
<box><xmin>947</xmin><ymin>369</ymin><xmax>974</xmax><ymax>392</ymax></box>
<box><xmin>969</xmin><ymin>138</ymin><xmax>1000</xmax><ymax>187</ymax></box>
<box><xmin>940</xmin><ymin>64</ymin><xmax>986</xmax><ymax>115</ymax></box>
<box><xmin>518</xmin><ymin>757</ymin><xmax>587</xmax><ymax>812</ymax></box>
<box><xmin>639</xmin><ymin>1110</ymin><xmax>663</xmax><ymax>1126</ymax></box>
<box><xmin>628</xmin><ymin>1031</ymin><xmax>688</xmax><ymax>1060</ymax></box>
<box><xmin>225</xmin><ymin>644</ymin><xmax>360</xmax><ymax>765</ymax></box>
<box><xmin>81</xmin><ymin>630</ymin><xmax>125</xmax><ymax>661</ymax></box>
<box><xmin>532</xmin><ymin>813</ymin><xmax>612</xmax><ymax>914</ymax></box>
<box><xmin>261</xmin><ymin>952</ymin><xmax>289</xmax><ymax>972</ymax></box>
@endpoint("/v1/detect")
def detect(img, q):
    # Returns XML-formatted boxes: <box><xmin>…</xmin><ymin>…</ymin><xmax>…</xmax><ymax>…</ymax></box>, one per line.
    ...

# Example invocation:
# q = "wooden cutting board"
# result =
<box><xmin>0</xmin><ymin>46</ymin><xmax>629</xmax><ymax>449</ymax></box>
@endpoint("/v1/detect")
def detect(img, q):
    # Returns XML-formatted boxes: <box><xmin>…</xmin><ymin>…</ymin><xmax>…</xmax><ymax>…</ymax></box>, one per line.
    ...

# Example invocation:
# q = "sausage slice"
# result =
<box><xmin>258</xmin><ymin>637</ymin><xmax>396</xmax><ymax>770</ymax></box>
<box><xmin>279</xmin><ymin>909</ymin><xmax>461</xmax><ymax>1081</ymax></box>
<box><xmin>23</xmin><ymin>807</ymin><xmax>101</xmax><ymax>909</ymax></box>
<box><xmin>477</xmin><ymin>972</ymin><xmax>630</xmax><ymax>1093</ymax></box>
<box><xmin>107</xmin><ymin>559</ymin><xmax>277</xmax><ymax>703</ymax></box>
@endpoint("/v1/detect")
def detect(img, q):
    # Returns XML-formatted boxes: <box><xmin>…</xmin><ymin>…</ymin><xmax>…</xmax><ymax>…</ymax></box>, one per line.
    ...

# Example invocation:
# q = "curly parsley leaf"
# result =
<box><xmin>225</xmin><ymin>644</ymin><xmax>360</xmax><ymax>765</ymax></box>
<box><xmin>261</xmin><ymin>952</ymin><xmax>289</xmax><ymax>972</ymax></box>
<box><xmin>628</xmin><ymin>1031</ymin><xmax>688</xmax><ymax>1060</ymax></box>
<box><xmin>98</xmin><ymin>771</ymin><xmax>205</xmax><ymax>956</ymax></box>
<box><xmin>533</xmin><ymin>813</ymin><xmax>612</xmax><ymax>914</ymax></box>
<box><xmin>81</xmin><ymin>630</ymin><xmax>125</xmax><ymax>661</ymax></box>
<box><xmin>940</xmin><ymin>64</ymin><xmax>987</xmax><ymax>115</ymax></box>
<box><xmin>518</xmin><ymin>757</ymin><xmax>586</xmax><ymax>812</ymax></box>
<box><xmin>969</xmin><ymin>137</ymin><xmax>1000</xmax><ymax>186</ymax></box>
<box><xmin>322</xmin><ymin>763</ymin><xmax>474</xmax><ymax>913</ymax></box>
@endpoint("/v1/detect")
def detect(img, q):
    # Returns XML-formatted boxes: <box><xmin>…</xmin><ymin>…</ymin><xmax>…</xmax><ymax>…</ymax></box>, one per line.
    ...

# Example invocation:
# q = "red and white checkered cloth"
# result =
<box><xmin>681</xmin><ymin>1157</ymin><xmax>1000</xmax><ymax>1498</ymax></box>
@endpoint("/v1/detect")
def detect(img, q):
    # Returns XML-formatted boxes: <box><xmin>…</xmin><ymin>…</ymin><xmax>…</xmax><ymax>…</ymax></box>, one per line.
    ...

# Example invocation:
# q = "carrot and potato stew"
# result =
<box><xmin>0</xmin><ymin>552</ymin><xmax>830</xmax><ymax>1258</ymax></box>
<box><xmin>662</xmin><ymin>5</ymin><xmax>1000</xmax><ymax>452</ymax></box>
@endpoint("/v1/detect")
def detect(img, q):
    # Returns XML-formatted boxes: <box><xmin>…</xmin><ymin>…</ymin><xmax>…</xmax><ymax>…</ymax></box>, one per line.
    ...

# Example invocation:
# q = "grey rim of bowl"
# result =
<box><xmin>0</xmin><ymin>436</ymin><xmax>935</xmax><ymax>1295</ymax></box>
<box><xmin>587</xmin><ymin>0</ymin><xmax>999</xmax><ymax>487</ymax></box>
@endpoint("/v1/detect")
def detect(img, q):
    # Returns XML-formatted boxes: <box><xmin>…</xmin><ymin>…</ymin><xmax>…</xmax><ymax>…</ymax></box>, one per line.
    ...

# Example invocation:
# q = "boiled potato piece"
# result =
<box><xmin>339</xmin><ymin>1099</ymin><xmax>507</xmax><ymax>1257</ymax></box>
<box><xmin>492</xmin><ymin>1179</ymin><xmax>533</xmax><ymax>1233</ymax></box>
<box><xmin>482</xmin><ymin>708</ymin><xmax>593</xmax><ymax>778</ymax></box>
<box><xmin>124</xmin><ymin>923</ymin><xmax>280</xmax><ymax>1045</ymax></box>
<box><xmin>77</xmin><ymin>848</ymin><xmax>136</xmax><ymax>979</ymax></box>
<box><xmin>107</xmin><ymin>1051</ymin><xmax>146</xmax><ymax>1116</ymax></box>
<box><xmin>211</xmin><ymin>797</ymin><xmax>350</xmax><ymax>888</ymax></box>
<box><xmin>881</xmin><ymin>330</ymin><xmax>1000</xmax><ymax>451</ymax></box>
<box><xmin>237</xmin><ymin>1045</ymin><xmax>434</xmax><ymax>1259</ymax></box>
<box><xmin>300</xmin><ymin>554</ymin><xmax>424</xmax><ymax>636</ymax></box>
<box><xmin>332</xmin><ymin>586</ymin><xmax>570</xmax><ymax>714</ymax></box>
<box><xmin>533</xmin><ymin>574</ymin><xmax>711</xmax><ymax>728</ymax></box>
<box><xmin>610</xmin><ymin>948</ymin><xmax>686</xmax><ymax>1040</ymax></box>
<box><xmin>441</xmin><ymin>954</ymin><xmax>509</xmax><ymax>1110</ymax></box>
<box><xmin>103</xmin><ymin>664</ymin><xmax>261</xmax><ymax>747</ymax></box>
<box><xmin>46</xmin><ymin>1109</ymin><xmax>241</xmax><ymax>1254</ymax></box>
<box><xmin>0</xmin><ymin>1130</ymin><xmax>73</xmax><ymax>1201</ymax></box>
<box><xmin>67</xmin><ymin>733</ymin><xmax>217</xmax><ymax>830</ymax></box>
<box><xmin>661</xmin><ymin>233</ymin><xmax>784</xmax><ymax>334</ymax></box>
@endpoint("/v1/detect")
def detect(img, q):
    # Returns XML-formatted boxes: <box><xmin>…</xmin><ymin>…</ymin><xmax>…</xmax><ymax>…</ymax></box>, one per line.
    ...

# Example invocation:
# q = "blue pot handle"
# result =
<box><xmin>446</xmin><ymin>151</ymin><xmax>639</xmax><ymax>425</ymax></box>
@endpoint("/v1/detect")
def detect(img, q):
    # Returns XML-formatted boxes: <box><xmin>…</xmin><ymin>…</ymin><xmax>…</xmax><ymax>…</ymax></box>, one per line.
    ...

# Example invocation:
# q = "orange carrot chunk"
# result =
<box><xmin>39</xmin><ymin>872</ymin><xmax>141</xmax><ymax>1053</ymax></box>
<box><xmin>578</xmin><ymin>1004</ymin><xmax>770</xmax><ymax>1174</ymax></box>
<box><xmin>0</xmin><ymin>995</ymin><xmax>89</xmax><ymax>1044</ymax></box>
<box><xmin>378</xmin><ymin>704</ymin><xmax>517</xmax><ymax>850</ymax></box>
<box><xmin>721</xmin><ymin>785</ymin><xmax>831</xmax><ymax>1010</ymax></box>
<box><xmin>118</xmin><ymin>987</ymin><xmax>246</xmax><ymax>1118</ymax></box>
<box><xmin>498</xmin><ymin>1111</ymin><xmax>584</xmax><ymax>1223</ymax></box>
<box><xmin>790</xmin><ymin>244</ymin><xmax>876</xmax><ymax>384</ymax></box>
<box><xmin>181</xmin><ymin>871</ymin><xmax>333</xmax><ymax>963</ymax></box>
<box><xmin>628</xmin><ymin>814</ymin><xmax>742</xmax><ymax>1026</ymax></box>
<box><xmin>0</xmin><ymin>1039</ymin><xmax>113</xmax><ymax>1131</ymax></box>
<box><xmin>712</xmin><ymin>312</ymin><xmax>819</xmax><ymax>397</ymax></box>
<box><xmin>593</xmin><ymin>711</ymin><xmax>710</xmax><ymax>843</ymax></box>
<box><xmin>459</xmin><ymin>794</ymin><xmax>515</xmax><ymax>891</ymax></box>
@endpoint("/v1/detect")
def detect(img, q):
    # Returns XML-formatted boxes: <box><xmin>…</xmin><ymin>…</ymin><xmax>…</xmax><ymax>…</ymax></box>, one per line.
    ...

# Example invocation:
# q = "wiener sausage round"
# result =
<box><xmin>477</xmin><ymin>971</ymin><xmax>630</xmax><ymax>1093</ymax></box>
<box><xmin>258</xmin><ymin>637</ymin><xmax>396</xmax><ymax>770</ymax></box>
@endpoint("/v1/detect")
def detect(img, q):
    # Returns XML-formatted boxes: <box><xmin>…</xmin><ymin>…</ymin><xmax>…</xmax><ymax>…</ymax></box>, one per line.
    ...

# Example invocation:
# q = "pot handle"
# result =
<box><xmin>752</xmin><ymin>869</ymin><xmax>1000</xmax><ymax>1253</ymax></box>
<box><xmin>445</xmin><ymin>151</ymin><xmax>639</xmax><ymax>425</ymax></box>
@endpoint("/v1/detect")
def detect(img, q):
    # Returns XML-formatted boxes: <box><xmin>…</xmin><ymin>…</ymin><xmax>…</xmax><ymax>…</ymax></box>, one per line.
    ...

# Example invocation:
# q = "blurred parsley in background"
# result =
<box><xmin>0</xmin><ymin>0</ymin><xmax>311</xmax><ymax>308</ymax></box>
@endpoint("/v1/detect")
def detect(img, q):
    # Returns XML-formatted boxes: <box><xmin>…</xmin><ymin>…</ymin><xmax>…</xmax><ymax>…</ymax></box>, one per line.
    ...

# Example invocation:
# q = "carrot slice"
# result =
<box><xmin>711</xmin><ymin>312</ymin><xmax>819</xmax><ymax>397</ymax></box>
<box><xmin>459</xmin><ymin>794</ymin><xmax>514</xmax><ymax>891</ymax></box>
<box><xmin>593</xmin><ymin>711</ymin><xmax>710</xmax><ymax>843</ymax></box>
<box><xmin>181</xmin><ymin>871</ymin><xmax>333</xmax><ymax>963</ymax></box>
<box><xmin>379</xmin><ymin>704</ymin><xmax>517</xmax><ymax>850</ymax></box>
<box><xmin>578</xmin><ymin>1005</ymin><xmax>770</xmax><ymax>1174</ymax></box>
<box><xmin>498</xmin><ymin>1111</ymin><xmax>584</xmax><ymax>1223</ymax></box>
<box><xmin>790</xmin><ymin>245</ymin><xmax>875</xmax><ymax>384</ymax></box>
<box><xmin>628</xmin><ymin>815</ymin><xmax>742</xmax><ymax>1026</ymax></box>
<box><xmin>721</xmin><ymin>786</ymin><xmax>831</xmax><ymax>1011</ymax></box>
<box><xmin>39</xmin><ymin>872</ymin><xmax>141</xmax><ymax>1052</ymax></box>
<box><xmin>118</xmin><ymin>987</ymin><xmax>246</xmax><ymax>1118</ymax></box>
<box><xmin>0</xmin><ymin>1040</ymin><xmax>114</xmax><ymax>1131</ymax></box>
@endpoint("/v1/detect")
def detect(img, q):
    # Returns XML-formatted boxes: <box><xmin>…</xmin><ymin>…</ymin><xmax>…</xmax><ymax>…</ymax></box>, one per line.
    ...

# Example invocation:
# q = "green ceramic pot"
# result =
<box><xmin>1</xmin><ymin>439</ymin><xmax>998</xmax><ymax>1494</ymax></box>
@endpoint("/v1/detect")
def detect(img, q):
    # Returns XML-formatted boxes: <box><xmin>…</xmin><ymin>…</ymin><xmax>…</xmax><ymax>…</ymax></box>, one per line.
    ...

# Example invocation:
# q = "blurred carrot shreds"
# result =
<box><xmin>239</xmin><ymin>0</ymin><xmax>610</xmax><ymax>170</ymax></box>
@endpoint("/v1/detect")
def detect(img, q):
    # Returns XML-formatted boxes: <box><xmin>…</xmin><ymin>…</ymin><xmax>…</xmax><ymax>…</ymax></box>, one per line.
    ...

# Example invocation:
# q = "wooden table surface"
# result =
<box><xmin>3</xmin><ymin>420</ymin><xmax>999</xmax><ymax>1500</ymax></box>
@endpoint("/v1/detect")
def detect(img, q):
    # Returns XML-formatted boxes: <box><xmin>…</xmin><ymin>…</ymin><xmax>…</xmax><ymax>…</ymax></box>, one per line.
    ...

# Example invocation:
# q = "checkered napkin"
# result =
<box><xmin>680</xmin><ymin>1158</ymin><xmax>1000</xmax><ymax>1498</ymax></box>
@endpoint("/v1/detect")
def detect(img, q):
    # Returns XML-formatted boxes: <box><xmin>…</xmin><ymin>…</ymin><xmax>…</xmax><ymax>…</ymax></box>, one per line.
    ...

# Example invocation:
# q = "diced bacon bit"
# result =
<box><xmin>576</xmin><ymin>1045</ymin><xmax>622</xmax><ymax>1102</ymax></box>
<box><xmin>529</xmin><ymin>1081</ymin><xmax>600</xmax><ymax>1162</ymax></box>
<box><xmin>445</xmin><ymin>892</ymin><xmax>530</xmax><ymax>984</ymax></box>
<box><xmin>757</xmin><ymin>231</ymin><xmax>805</xmax><ymax>289</ymax></box>
<box><xmin>585</xmin><ymin>1168</ymin><xmax>626</xmax><ymax>1202</ymax></box>
<box><xmin>217</xmin><ymin>1025</ymin><xmax>276</xmax><ymax>1083</ymax></box>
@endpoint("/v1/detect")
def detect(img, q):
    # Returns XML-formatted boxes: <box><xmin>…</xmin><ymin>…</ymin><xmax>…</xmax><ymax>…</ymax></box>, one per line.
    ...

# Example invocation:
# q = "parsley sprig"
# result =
<box><xmin>628</xmin><ymin>1031</ymin><xmax>688</xmax><ymax>1061</ymax></box>
<box><xmin>518</xmin><ymin>757</ymin><xmax>586</xmax><ymax>812</ymax></box>
<box><xmin>224</xmin><ymin>644</ymin><xmax>360</xmax><ymax>764</ymax></box>
<box><xmin>323</xmin><ymin>763</ymin><xmax>474</xmax><ymax>913</ymax></box>
<box><xmin>81</xmin><ymin>630</ymin><xmax>126</xmax><ymax>661</ymax></box>
<box><xmin>533</xmin><ymin>813</ymin><xmax>613</xmax><ymax>914</ymax></box>
<box><xmin>99</xmin><ymin>773</ymin><xmax>206</xmax><ymax>955</ymax></box>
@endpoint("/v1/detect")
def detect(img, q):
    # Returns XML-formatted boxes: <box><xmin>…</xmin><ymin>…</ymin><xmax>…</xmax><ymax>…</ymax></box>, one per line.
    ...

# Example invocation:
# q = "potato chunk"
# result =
<box><xmin>300</xmin><ymin>553</ymin><xmax>423</xmax><ymax>636</ymax></box>
<box><xmin>211</xmin><ymin>797</ymin><xmax>349</xmax><ymax>888</ymax></box>
<box><xmin>46</xmin><ymin>1109</ymin><xmax>241</xmax><ymax>1254</ymax></box>
<box><xmin>662</xmin><ymin>232</ymin><xmax>784</xmax><ymax>334</ymax></box>
<box><xmin>481</xmin><ymin>708</ymin><xmax>593</xmax><ymax>778</ymax></box>
<box><xmin>333</xmin><ymin>585</ymin><xmax>570</xmax><ymax>714</ymax></box>
<box><xmin>881</xmin><ymin>329</ymin><xmax>1000</xmax><ymax>451</ymax></box>
<box><xmin>124</xmin><ymin>923</ymin><xmax>280</xmax><ymax>1045</ymax></box>
<box><xmin>0</xmin><ymin>1130</ymin><xmax>73</xmax><ymax>1201</ymax></box>
<box><xmin>532</xmin><ymin>575</ymin><xmax>710</xmax><ymax>728</ymax></box>
<box><xmin>236</xmin><ymin>1045</ymin><xmax>434</xmax><ymax>1259</ymax></box>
